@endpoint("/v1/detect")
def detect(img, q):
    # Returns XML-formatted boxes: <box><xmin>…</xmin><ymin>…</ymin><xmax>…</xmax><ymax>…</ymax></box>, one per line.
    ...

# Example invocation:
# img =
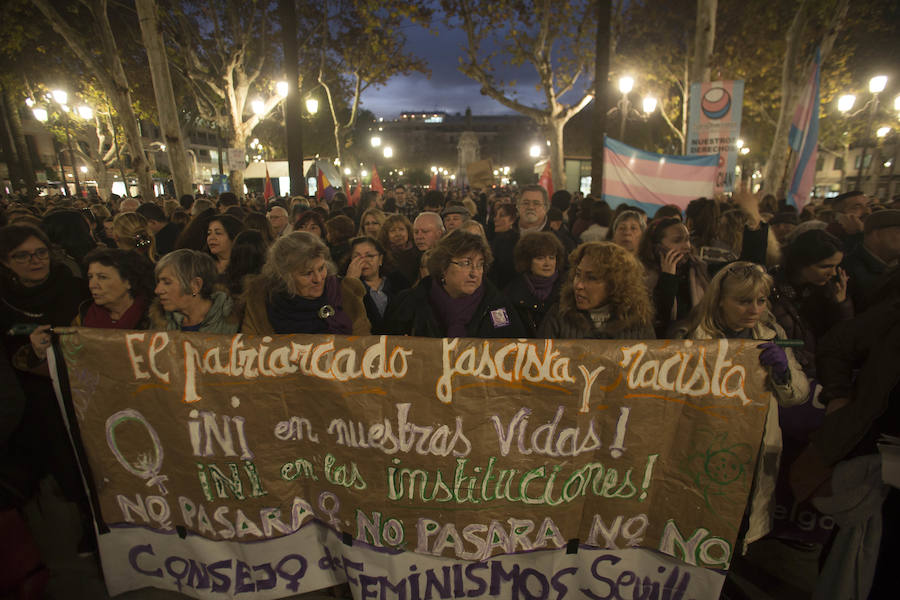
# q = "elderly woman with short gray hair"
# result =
<box><xmin>241</xmin><ymin>231</ymin><xmax>370</xmax><ymax>335</ymax></box>
<box><xmin>151</xmin><ymin>249</ymin><xmax>240</xmax><ymax>333</ymax></box>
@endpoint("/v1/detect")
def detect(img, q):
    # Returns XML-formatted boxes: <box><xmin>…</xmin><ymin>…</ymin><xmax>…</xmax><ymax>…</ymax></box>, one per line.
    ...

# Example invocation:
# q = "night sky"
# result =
<box><xmin>361</xmin><ymin>21</ymin><xmax>548</xmax><ymax>118</ymax></box>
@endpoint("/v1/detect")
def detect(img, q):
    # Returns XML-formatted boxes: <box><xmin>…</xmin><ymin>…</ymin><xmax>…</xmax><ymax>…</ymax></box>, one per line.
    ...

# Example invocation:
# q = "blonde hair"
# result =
<box><xmin>358</xmin><ymin>208</ymin><xmax>386</xmax><ymax>237</ymax></box>
<box><xmin>688</xmin><ymin>261</ymin><xmax>773</xmax><ymax>337</ymax></box>
<box><xmin>113</xmin><ymin>212</ymin><xmax>157</xmax><ymax>261</ymax></box>
<box><xmin>560</xmin><ymin>242</ymin><xmax>653</xmax><ymax>331</ymax></box>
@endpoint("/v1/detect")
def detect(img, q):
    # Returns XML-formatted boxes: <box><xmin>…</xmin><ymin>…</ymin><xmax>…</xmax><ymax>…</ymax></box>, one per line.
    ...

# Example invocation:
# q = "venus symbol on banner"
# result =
<box><xmin>105</xmin><ymin>408</ymin><xmax>169</xmax><ymax>495</ymax></box>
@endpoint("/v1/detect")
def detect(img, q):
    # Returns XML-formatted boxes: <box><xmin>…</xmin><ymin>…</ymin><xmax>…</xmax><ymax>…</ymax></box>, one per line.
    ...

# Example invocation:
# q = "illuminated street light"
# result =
<box><xmin>276</xmin><ymin>81</ymin><xmax>288</xmax><ymax>98</ymax></box>
<box><xmin>25</xmin><ymin>97</ymin><xmax>34</xmax><ymax>108</ymax></box>
<box><xmin>736</xmin><ymin>139</ymin><xmax>745</xmax><ymax>149</ymax></box>
<box><xmin>52</xmin><ymin>89</ymin><xmax>68</xmax><ymax>105</ymax></box>
<box><xmin>79</xmin><ymin>166</ymin><xmax>88</xmax><ymax>173</ymax></box>
<box><xmin>837</xmin><ymin>94</ymin><xmax>856</xmax><ymax>113</ymax></box>
<box><xmin>894</xmin><ymin>95</ymin><xmax>900</xmax><ymax>112</ymax></box>
<box><xmin>618</xmin><ymin>76</ymin><xmax>634</xmax><ymax>95</ymax></box>
<box><xmin>305</xmin><ymin>98</ymin><xmax>318</xmax><ymax>114</ymax></box>
<box><xmin>876</xmin><ymin>126</ymin><xmax>891</xmax><ymax>138</ymax></box>
<box><xmin>343</xmin><ymin>167</ymin><xmax>351</xmax><ymax>176</ymax></box>
<box><xmin>251</xmin><ymin>99</ymin><xmax>265</xmax><ymax>116</ymax></box>
<box><xmin>361</xmin><ymin>169</ymin><xmax>369</xmax><ymax>178</ymax></box>
<box><xmin>371</xmin><ymin>136</ymin><xmax>382</xmax><ymax>148</ymax></box>
<box><xmin>383</xmin><ymin>146</ymin><xmax>393</xmax><ymax>158</ymax></box>
<box><xmin>32</xmin><ymin>107</ymin><xmax>48</xmax><ymax>122</ymax></box>
<box><xmin>398</xmin><ymin>170</ymin><xmax>403</xmax><ymax>176</ymax></box>
<box><xmin>739</xmin><ymin>147</ymin><xmax>750</xmax><ymax>155</ymax></box>
<box><xmin>869</xmin><ymin>75</ymin><xmax>888</xmax><ymax>94</ymax></box>
<box><xmin>430</xmin><ymin>166</ymin><xmax>437</xmax><ymax>173</ymax></box>
<box><xmin>76</xmin><ymin>105</ymin><xmax>93</xmax><ymax>120</ymax></box>
<box><xmin>642</xmin><ymin>96</ymin><xmax>657</xmax><ymax>114</ymax></box>
<box><xmin>529</xmin><ymin>144</ymin><xmax>541</xmax><ymax>158</ymax></box>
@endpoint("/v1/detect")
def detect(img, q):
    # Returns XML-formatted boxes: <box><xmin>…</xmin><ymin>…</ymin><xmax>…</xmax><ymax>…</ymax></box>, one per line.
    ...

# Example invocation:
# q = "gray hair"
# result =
<box><xmin>191</xmin><ymin>198</ymin><xmax>215</xmax><ymax>216</ymax></box>
<box><xmin>262</xmin><ymin>231</ymin><xmax>335</xmax><ymax>297</ymax></box>
<box><xmin>414</xmin><ymin>211</ymin><xmax>445</xmax><ymax>233</ymax></box>
<box><xmin>155</xmin><ymin>249</ymin><xmax>217</xmax><ymax>298</ymax></box>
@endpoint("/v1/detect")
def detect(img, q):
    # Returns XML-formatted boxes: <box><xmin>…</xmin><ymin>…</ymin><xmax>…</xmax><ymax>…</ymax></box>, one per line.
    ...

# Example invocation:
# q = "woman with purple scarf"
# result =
<box><xmin>241</xmin><ymin>232</ymin><xmax>370</xmax><ymax>335</ymax></box>
<box><xmin>384</xmin><ymin>230</ymin><xmax>526</xmax><ymax>338</ymax></box>
<box><xmin>503</xmin><ymin>232</ymin><xmax>566</xmax><ymax>336</ymax></box>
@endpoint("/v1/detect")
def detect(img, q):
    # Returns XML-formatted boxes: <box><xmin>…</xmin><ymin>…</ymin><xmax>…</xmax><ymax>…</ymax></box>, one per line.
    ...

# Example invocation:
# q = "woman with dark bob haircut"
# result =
<box><xmin>384</xmin><ymin>230</ymin><xmax>525</xmax><ymax>338</ymax></box>
<box><xmin>769</xmin><ymin>228</ymin><xmax>851</xmax><ymax>379</ymax></box>
<box><xmin>294</xmin><ymin>209</ymin><xmax>327</xmax><ymax>240</ymax></box>
<box><xmin>539</xmin><ymin>242</ymin><xmax>654</xmax><ymax>339</ymax></box>
<box><xmin>150</xmin><ymin>249</ymin><xmax>240</xmax><ymax>333</ymax></box>
<box><xmin>503</xmin><ymin>232</ymin><xmax>566</xmax><ymax>336</ymax></box>
<box><xmin>344</xmin><ymin>236</ymin><xmax>409</xmax><ymax>334</ymax></box>
<box><xmin>241</xmin><ymin>231</ymin><xmax>370</xmax><ymax>335</ymax></box>
<box><xmin>74</xmin><ymin>248</ymin><xmax>155</xmax><ymax>329</ymax></box>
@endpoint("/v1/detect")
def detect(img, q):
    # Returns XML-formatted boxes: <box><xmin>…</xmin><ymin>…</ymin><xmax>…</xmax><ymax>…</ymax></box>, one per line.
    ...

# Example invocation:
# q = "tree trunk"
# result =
<box><xmin>591</xmin><ymin>0</ymin><xmax>612</xmax><ymax>197</ymax></box>
<box><xmin>1</xmin><ymin>84</ymin><xmax>37</xmax><ymax>196</ymax></box>
<box><xmin>690</xmin><ymin>0</ymin><xmax>717</xmax><ymax>84</ymax></box>
<box><xmin>761</xmin><ymin>0</ymin><xmax>848</xmax><ymax>198</ymax></box>
<box><xmin>136</xmin><ymin>0</ymin><xmax>192</xmax><ymax>199</ymax></box>
<box><xmin>279</xmin><ymin>0</ymin><xmax>304</xmax><ymax>196</ymax></box>
<box><xmin>31</xmin><ymin>0</ymin><xmax>155</xmax><ymax>200</ymax></box>
<box><xmin>547</xmin><ymin>119</ymin><xmax>566</xmax><ymax>193</ymax></box>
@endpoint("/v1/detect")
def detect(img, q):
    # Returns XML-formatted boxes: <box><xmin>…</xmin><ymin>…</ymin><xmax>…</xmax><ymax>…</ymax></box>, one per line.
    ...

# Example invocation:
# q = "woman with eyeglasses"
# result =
<box><xmin>241</xmin><ymin>232</ymin><xmax>370</xmax><ymax>335</ymax></box>
<box><xmin>344</xmin><ymin>236</ymin><xmax>409</xmax><ymax>334</ymax></box>
<box><xmin>538</xmin><ymin>242</ymin><xmax>654</xmax><ymax>339</ymax></box>
<box><xmin>384</xmin><ymin>230</ymin><xmax>525</xmax><ymax>338</ymax></box>
<box><xmin>0</xmin><ymin>224</ymin><xmax>93</xmax><ymax>553</ymax></box>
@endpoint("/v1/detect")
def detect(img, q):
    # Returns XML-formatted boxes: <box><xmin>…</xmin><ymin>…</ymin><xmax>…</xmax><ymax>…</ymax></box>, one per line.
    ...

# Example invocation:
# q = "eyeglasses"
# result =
<box><xmin>9</xmin><ymin>247</ymin><xmax>50</xmax><ymax>264</ymax></box>
<box><xmin>449</xmin><ymin>258</ymin><xmax>485</xmax><ymax>271</ymax></box>
<box><xmin>351</xmin><ymin>252</ymin><xmax>380</xmax><ymax>261</ymax></box>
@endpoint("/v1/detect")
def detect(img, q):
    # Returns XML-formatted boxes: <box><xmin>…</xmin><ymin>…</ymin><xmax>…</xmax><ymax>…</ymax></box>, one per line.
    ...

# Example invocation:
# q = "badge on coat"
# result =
<box><xmin>490</xmin><ymin>308</ymin><xmax>510</xmax><ymax>328</ymax></box>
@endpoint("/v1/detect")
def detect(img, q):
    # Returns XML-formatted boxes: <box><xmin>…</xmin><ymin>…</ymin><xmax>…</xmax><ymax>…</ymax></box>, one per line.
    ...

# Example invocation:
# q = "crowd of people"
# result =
<box><xmin>1</xmin><ymin>182</ymin><xmax>899</xmax><ymax>598</ymax></box>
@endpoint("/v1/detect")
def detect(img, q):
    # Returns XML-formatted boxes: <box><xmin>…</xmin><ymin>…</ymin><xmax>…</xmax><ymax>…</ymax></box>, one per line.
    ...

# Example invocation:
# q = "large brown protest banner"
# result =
<box><xmin>54</xmin><ymin>328</ymin><xmax>770</xmax><ymax>599</ymax></box>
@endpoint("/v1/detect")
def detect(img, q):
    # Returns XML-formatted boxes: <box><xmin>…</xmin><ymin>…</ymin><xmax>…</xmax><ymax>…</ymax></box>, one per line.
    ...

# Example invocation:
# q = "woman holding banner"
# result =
<box><xmin>384</xmin><ymin>230</ymin><xmax>526</xmax><ymax>338</ymax></box>
<box><xmin>150</xmin><ymin>249</ymin><xmax>240</xmax><ymax>333</ymax></box>
<box><xmin>73</xmin><ymin>248</ymin><xmax>155</xmax><ymax>330</ymax></box>
<box><xmin>241</xmin><ymin>231</ymin><xmax>370</xmax><ymax>336</ymax></box>
<box><xmin>538</xmin><ymin>242</ymin><xmax>654</xmax><ymax>339</ymax></box>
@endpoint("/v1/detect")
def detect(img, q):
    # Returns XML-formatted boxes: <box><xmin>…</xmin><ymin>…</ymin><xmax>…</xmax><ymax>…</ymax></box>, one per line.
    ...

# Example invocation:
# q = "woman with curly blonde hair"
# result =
<box><xmin>113</xmin><ymin>211</ymin><xmax>157</xmax><ymax>262</ymax></box>
<box><xmin>538</xmin><ymin>242</ymin><xmax>654</xmax><ymax>339</ymax></box>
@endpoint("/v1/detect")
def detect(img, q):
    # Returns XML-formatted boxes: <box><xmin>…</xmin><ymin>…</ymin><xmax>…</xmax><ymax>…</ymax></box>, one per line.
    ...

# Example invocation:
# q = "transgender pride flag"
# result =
<box><xmin>602</xmin><ymin>136</ymin><xmax>718</xmax><ymax>215</ymax></box>
<box><xmin>786</xmin><ymin>48</ymin><xmax>820</xmax><ymax>211</ymax></box>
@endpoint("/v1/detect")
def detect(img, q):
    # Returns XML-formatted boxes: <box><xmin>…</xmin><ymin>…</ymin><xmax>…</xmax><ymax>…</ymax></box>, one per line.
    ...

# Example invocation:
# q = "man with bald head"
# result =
<box><xmin>267</xmin><ymin>204</ymin><xmax>291</xmax><ymax>237</ymax></box>
<box><xmin>413</xmin><ymin>212</ymin><xmax>444</xmax><ymax>252</ymax></box>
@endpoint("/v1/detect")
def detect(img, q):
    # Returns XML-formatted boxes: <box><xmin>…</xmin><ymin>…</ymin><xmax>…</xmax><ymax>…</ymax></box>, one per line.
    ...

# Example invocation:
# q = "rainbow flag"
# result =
<box><xmin>787</xmin><ymin>48</ymin><xmax>820</xmax><ymax>211</ymax></box>
<box><xmin>602</xmin><ymin>136</ymin><xmax>718</xmax><ymax>215</ymax></box>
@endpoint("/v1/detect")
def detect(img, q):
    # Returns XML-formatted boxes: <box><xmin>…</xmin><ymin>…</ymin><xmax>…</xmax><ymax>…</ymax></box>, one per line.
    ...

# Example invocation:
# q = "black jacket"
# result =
<box><xmin>503</xmin><ymin>273</ymin><xmax>562</xmax><ymax>337</ymax></box>
<box><xmin>361</xmin><ymin>272</ymin><xmax>410</xmax><ymax>335</ymax></box>
<box><xmin>383</xmin><ymin>276</ymin><xmax>527</xmax><ymax>338</ymax></box>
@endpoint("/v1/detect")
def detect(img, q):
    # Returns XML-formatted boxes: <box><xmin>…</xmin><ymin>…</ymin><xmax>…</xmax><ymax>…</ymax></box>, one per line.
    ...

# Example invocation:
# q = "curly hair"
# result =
<box><xmin>84</xmin><ymin>247</ymin><xmax>155</xmax><ymax>300</ymax></box>
<box><xmin>426</xmin><ymin>230</ymin><xmax>493</xmax><ymax>280</ymax></box>
<box><xmin>687</xmin><ymin>261</ymin><xmax>774</xmax><ymax>338</ymax></box>
<box><xmin>261</xmin><ymin>231</ymin><xmax>334</xmax><ymax>298</ymax></box>
<box><xmin>559</xmin><ymin>242</ymin><xmax>653</xmax><ymax>331</ymax></box>
<box><xmin>377</xmin><ymin>214</ymin><xmax>413</xmax><ymax>250</ymax></box>
<box><xmin>513</xmin><ymin>231</ymin><xmax>565</xmax><ymax>274</ymax></box>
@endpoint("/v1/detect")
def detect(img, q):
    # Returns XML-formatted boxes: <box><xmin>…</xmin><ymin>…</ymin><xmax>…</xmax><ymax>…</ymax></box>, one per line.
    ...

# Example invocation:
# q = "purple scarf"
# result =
<box><xmin>525</xmin><ymin>272</ymin><xmax>559</xmax><ymax>302</ymax></box>
<box><xmin>267</xmin><ymin>276</ymin><xmax>353</xmax><ymax>334</ymax></box>
<box><xmin>428</xmin><ymin>278</ymin><xmax>485</xmax><ymax>337</ymax></box>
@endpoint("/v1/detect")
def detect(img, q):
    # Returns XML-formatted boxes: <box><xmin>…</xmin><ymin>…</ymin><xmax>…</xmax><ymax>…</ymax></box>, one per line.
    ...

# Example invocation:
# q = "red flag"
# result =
<box><xmin>538</xmin><ymin>162</ymin><xmax>553</xmax><ymax>198</ymax></box>
<box><xmin>343</xmin><ymin>177</ymin><xmax>351</xmax><ymax>200</ymax></box>
<box><xmin>263</xmin><ymin>165</ymin><xmax>275</xmax><ymax>201</ymax></box>
<box><xmin>429</xmin><ymin>173</ymin><xmax>437</xmax><ymax>190</ymax></box>
<box><xmin>316</xmin><ymin>169</ymin><xmax>326</xmax><ymax>200</ymax></box>
<box><xmin>349</xmin><ymin>179</ymin><xmax>361</xmax><ymax>206</ymax></box>
<box><xmin>371</xmin><ymin>164</ymin><xmax>384</xmax><ymax>194</ymax></box>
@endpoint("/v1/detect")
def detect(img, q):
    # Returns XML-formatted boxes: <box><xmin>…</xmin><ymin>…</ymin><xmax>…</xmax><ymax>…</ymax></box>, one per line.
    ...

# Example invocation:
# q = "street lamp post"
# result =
<box><xmin>855</xmin><ymin>75</ymin><xmax>888</xmax><ymax>191</ymax></box>
<box><xmin>617</xmin><ymin>76</ymin><xmax>633</xmax><ymax>140</ymax></box>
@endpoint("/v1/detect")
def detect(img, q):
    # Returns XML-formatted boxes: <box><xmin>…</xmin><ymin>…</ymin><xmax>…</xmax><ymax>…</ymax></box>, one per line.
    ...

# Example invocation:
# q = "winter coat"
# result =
<box><xmin>537</xmin><ymin>291</ymin><xmax>655</xmax><ymax>340</ymax></box>
<box><xmin>240</xmin><ymin>275</ymin><xmax>370</xmax><ymax>336</ymax></box>
<box><xmin>644</xmin><ymin>256</ymin><xmax>709</xmax><ymax>337</ymax></box>
<box><xmin>769</xmin><ymin>268</ymin><xmax>853</xmax><ymax>379</ymax></box>
<box><xmin>686</xmin><ymin>318</ymin><xmax>809</xmax><ymax>547</ymax></box>
<box><xmin>383</xmin><ymin>276</ymin><xmax>526</xmax><ymax>339</ymax></box>
<box><xmin>503</xmin><ymin>273</ymin><xmax>562</xmax><ymax>337</ymax></box>
<box><xmin>148</xmin><ymin>290</ymin><xmax>240</xmax><ymax>334</ymax></box>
